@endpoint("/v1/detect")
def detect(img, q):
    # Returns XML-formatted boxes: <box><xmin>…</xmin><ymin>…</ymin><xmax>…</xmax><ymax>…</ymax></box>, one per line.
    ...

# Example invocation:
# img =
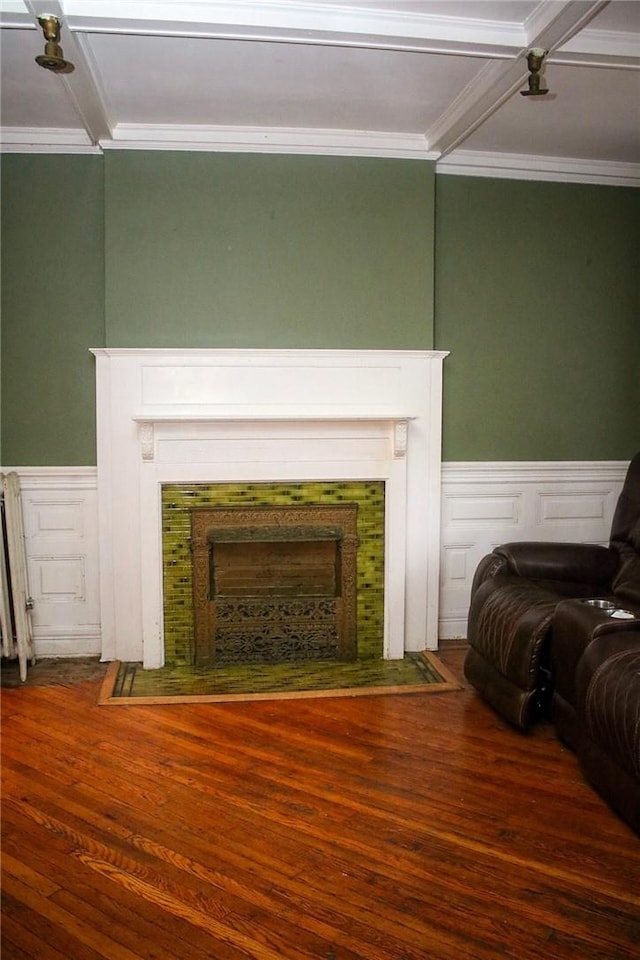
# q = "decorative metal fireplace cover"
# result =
<box><xmin>191</xmin><ymin>503</ymin><xmax>358</xmax><ymax>666</ymax></box>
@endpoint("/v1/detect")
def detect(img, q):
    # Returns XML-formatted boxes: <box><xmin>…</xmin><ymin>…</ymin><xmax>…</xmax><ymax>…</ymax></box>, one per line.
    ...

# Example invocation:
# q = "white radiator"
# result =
<box><xmin>0</xmin><ymin>472</ymin><xmax>35</xmax><ymax>680</ymax></box>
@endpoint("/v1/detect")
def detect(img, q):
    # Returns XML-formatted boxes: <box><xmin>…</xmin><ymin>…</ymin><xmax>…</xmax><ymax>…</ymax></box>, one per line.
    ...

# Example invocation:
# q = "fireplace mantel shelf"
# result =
<box><xmin>131</xmin><ymin>413</ymin><xmax>417</xmax><ymax>423</ymax></box>
<box><xmin>133</xmin><ymin>414</ymin><xmax>415</xmax><ymax>460</ymax></box>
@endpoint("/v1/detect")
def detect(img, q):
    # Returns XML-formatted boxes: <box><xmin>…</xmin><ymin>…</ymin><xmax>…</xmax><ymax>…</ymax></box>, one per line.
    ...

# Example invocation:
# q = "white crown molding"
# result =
<box><xmin>102</xmin><ymin>123</ymin><xmax>439</xmax><ymax>159</ymax></box>
<box><xmin>437</xmin><ymin>150</ymin><xmax>640</xmax><ymax>187</ymax></box>
<box><xmin>0</xmin><ymin>126</ymin><xmax>101</xmax><ymax>152</ymax></box>
<box><xmin>4</xmin><ymin>125</ymin><xmax>638</xmax><ymax>187</ymax></box>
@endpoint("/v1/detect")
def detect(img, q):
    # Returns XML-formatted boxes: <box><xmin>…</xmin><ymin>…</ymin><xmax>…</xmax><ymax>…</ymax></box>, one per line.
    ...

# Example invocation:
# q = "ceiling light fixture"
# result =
<box><xmin>520</xmin><ymin>48</ymin><xmax>548</xmax><ymax>97</ymax></box>
<box><xmin>35</xmin><ymin>14</ymin><xmax>74</xmax><ymax>73</ymax></box>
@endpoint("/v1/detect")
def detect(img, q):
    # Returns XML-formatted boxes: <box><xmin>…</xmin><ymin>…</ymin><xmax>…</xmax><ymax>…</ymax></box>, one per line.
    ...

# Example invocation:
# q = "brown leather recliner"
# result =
<box><xmin>464</xmin><ymin>453</ymin><xmax>640</xmax><ymax>833</ymax></box>
<box><xmin>576</xmin><ymin>630</ymin><xmax>640</xmax><ymax>833</ymax></box>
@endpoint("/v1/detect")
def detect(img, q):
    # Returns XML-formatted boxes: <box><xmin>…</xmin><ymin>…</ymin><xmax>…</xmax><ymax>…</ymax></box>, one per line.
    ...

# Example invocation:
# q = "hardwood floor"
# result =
<box><xmin>2</xmin><ymin>641</ymin><xmax>639</xmax><ymax>960</ymax></box>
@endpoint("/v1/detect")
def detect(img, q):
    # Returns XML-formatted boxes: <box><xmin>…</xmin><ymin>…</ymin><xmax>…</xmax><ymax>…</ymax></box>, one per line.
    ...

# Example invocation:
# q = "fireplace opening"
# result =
<box><xmin>191</xmin><ymin>504</ymin><xmax>358</xmax><ymax>666</ymax></box>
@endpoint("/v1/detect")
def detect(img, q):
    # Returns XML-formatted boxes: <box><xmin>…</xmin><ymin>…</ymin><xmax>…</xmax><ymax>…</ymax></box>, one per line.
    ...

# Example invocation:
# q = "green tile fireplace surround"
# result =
<box><xmin>162</xmin><ymin>481</ymin><xmax>385</xmax><ymax>665</ymax></box>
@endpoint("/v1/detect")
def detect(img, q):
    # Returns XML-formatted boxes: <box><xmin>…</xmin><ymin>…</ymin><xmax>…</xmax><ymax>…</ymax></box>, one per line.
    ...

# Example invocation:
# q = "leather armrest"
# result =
<box><xmin>494</xmin><ymin>542</ymin><xmax>618</xmax><ymax>585</ymax></box>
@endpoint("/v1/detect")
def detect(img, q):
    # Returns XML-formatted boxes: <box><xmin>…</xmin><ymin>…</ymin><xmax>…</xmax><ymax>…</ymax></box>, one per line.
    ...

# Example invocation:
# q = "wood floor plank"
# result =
<box><xmin>0</xmin><ymin>851</ymin><xmax>61</xmax><ymax>900</ymax></box>
<box><xmin>5</xmin><ymin>752</ymin><xmax>636</xmax><ymax>960</ymax></box>
<box><xmin>1</xmin><ymin>875</ymin><xmax>141</xmax><ymax>960</ymax></box>
<box><xmin>2</xmin><ymin>807</ymin><xmax>249</xmax><ymax>960</ymax></box>
<box><xmin>2</xmin><ymin>642</ymin><xmax>639</xmax><ymax>960</ymax></box>
<box><xmin>1</xmin><ymin>899</ymin><xmax>107</xmax><ymax>960</ymax></box>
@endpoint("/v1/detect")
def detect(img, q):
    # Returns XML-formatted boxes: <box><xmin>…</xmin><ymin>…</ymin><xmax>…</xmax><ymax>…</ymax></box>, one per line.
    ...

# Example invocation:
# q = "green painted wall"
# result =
<box><xmin>1</xmin><ymin>153</ymin><xmax>638</xmax><ymax>466</ymax></box>
<box><xmin>104</xmin><ymin>152</ymin><xmax>435</xmax><ymax>349</ymax></box>
<box><xmin>435</xmin><ymin>176</ymin><xmax>640</xmax><ymax>461</ymax></box>
<box><xmin>1</xmin><ymin>154</ymin><xmax>105</xmax><ymax>465</ymax></box>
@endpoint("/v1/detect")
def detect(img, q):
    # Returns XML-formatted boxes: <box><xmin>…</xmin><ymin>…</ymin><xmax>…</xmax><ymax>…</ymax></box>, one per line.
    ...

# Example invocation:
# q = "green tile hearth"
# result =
<box><xmin>109</xmin><ymin>653</ymin><xmax>448</xmax><ymax>700</ymax></box>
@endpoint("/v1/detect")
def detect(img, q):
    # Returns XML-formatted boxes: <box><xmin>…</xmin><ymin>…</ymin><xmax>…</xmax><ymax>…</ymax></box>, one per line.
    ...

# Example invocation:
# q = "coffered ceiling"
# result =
<box><xmin>1</xmin><ymin>1</ymin><xmax>639</xmax><ymax>184</ymax></box>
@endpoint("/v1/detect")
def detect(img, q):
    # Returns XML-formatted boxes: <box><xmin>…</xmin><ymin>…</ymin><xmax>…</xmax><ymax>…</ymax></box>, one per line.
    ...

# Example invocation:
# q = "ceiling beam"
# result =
<box><xmin>425</xmin><ymin>0</ymin><xmax>608</xmax><ymax>158</ymax></box>
<box><xmin>11</xmin><ymin>0</ymin><xmax>629</xmax><ymax>159</ymax></box>
<box><xmin>55</xmin><ymin>0</ymin><xmax>527</xmax><ymax>54</ymax></box>
<box><xmin>24</xmin><ymin>0</ymin><xmax>112</xmax><ymax>145</ymax></box>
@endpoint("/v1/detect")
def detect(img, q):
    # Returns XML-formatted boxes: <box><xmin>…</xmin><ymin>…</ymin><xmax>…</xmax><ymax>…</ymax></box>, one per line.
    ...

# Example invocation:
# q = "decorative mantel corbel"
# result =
<box><xmin>393</xmin><ymin>420</ymin><xmax>409</xmax><ymax>459</ymax></box>
<box><xmin>138</xmin><ymin>422</ymin><xmax>154</xmax><ymax>461</ymax></box>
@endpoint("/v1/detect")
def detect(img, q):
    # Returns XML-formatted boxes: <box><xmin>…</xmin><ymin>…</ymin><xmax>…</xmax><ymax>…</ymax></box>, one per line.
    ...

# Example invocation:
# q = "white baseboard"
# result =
<box><xmin>32</xmin><ymin>627</ymin><xmax>102</xmax><ymax>658</ymax></box>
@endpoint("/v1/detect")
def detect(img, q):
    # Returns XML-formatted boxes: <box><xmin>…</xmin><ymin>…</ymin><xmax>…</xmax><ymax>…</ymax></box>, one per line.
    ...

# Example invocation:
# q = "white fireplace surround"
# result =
<box><xmin>92</xmin><ymin>348</ymin><xmax>448</xmax><ymax>668</ymax></box>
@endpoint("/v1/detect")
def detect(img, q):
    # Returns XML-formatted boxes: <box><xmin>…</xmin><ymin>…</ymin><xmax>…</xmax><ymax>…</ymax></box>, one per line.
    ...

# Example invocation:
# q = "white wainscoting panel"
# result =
<box><xmin>438</xmin><ymin>461</ymin><xmax>629</xmax><ymax>640</ymax></box>
<box><xmin>11</xmin><ymin>468</ymin><xmax>101</xmax><ymax>657</ymax></box>
<box><xmin>5</xmin><ymin>461</ymin><xmax>629</xmax><ymax>655</ymax></box>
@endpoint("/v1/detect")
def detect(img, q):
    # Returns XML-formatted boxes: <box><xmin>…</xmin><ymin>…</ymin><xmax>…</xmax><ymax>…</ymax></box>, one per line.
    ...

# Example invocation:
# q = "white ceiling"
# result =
<box><xmin>1</xmin><ymin>1</ymin><xmax>639</xmax><ymax>184</ymax></box>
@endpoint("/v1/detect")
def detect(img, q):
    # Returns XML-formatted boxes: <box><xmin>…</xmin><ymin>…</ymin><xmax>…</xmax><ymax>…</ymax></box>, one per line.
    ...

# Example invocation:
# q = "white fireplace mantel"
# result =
<box><xmin>133</xmin><ymin>415</ymin><xmax>416</xmax><ymax>461</ymax></box>
<box><xmin>92</xmin><ymin>348</ymin><xmax>448</xmax><ymax>667</ymax></box>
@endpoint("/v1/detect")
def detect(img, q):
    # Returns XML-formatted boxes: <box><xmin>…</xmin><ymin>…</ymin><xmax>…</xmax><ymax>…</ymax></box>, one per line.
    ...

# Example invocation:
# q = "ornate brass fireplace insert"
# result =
<box><xmin>191</xmin><ymin>504</ymin><xmax>358</xmax><ymax>665</ymax></box>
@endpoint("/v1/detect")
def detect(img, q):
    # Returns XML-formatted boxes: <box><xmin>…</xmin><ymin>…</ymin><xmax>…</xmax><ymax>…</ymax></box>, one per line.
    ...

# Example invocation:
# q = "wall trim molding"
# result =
<box><xmin>439</xmin><ymin>458</ymin><xmax>630</xmax><ymax>640</ymax></box>
<box><xmin>5</xmin><ymin>460</ymin><xmax>632</xmax><ymax>655</ymax></box>
<box><xmin>6</xmin><ymin>466</ymin><xmax>98</xmax><ymax>489</ymax></box>
<box><xmin>102</xmin><ymin>124</ymin><xmax>439</xmax><ymax>160</ymax></box>
<box><xmin>3</xmin><ymin>129</ymin><xmax>638</xmax><ymax>188</ymax></box>
<box><xmin>31</xmin><ymin>627</ymin><xmax>102</xmax><ymax>659</ymax></box>
<box><xmin>0</xmin><ymin>128</ymin><xmax>102</xmax><ymax>155</ymax></box>
<box><xmin>436</xmin><ymin>151</ymin><xmax>640</xmax><ymax>187</ymax></box>
<box><xmin>441</xmin><ymin>460</ymin><xmax>630</xmax><ymax>484</ymax></box>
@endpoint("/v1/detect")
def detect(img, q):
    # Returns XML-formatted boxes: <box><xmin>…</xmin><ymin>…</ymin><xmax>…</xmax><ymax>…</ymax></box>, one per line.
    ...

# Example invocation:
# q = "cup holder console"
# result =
<box><xmin>582</xmin><ymin>598</ymin><xmax>636</xmax><ymax>620</ymax></box>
